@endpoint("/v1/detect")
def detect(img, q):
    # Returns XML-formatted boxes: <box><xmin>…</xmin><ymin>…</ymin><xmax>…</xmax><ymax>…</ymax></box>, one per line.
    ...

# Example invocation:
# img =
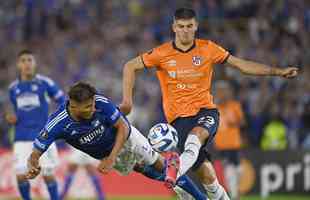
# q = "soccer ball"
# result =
<box><xmin>148</xmin><ymin>123</ymin><xmax>178</xmax><ymax>152</ymax></box>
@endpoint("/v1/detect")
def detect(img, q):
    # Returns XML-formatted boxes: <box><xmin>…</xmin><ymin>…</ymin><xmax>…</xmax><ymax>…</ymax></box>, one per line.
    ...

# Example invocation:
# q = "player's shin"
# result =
<box><xmin>46</xmin><ymin>180</ymin><xmax>59</xmax><ymax>200</ymax></box>
<box><xmin>60</xmin><ymin>172</ymin><xmax>75</xmax><ymax>200</ymax></box>
<box><xmin>139</xmin><ymin>165</ymin><xmax>207</xmax><ymax>200</ymax></box>
<box><xmin>89</xmin><ymin>174</ymin><xmax>105</xmax><ymax>200</ymax></box>
<box><xmin>17</xmin><ymin>180</ymin><xmax>31</xmax><ymax>200</ymax></box>
<box><xmin>179</xmin><ymin>134</ymin><xmax>202</xmax><ymax>177</ymax></box>
<box><xmin>176</xmin><ymin>175</ymin><xmax>208</xmax><ymax>200</ymax></box>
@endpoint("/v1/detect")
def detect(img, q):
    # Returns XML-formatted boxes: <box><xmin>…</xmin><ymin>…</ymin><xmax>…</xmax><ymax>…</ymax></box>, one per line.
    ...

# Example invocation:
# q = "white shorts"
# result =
<box><xmin>114</xmin><ymin>126</ymin><xmax>159</xmax><ymax>175</ymax></box>
<box><xmin>14</xmin><ymin>141</ymin><xmax>59</xmax><ymax>175</ymax></box>
<box><xmin>68</xmin><ymin>146</ymin><xmax>97</xmax><ymax>165</ymax></box>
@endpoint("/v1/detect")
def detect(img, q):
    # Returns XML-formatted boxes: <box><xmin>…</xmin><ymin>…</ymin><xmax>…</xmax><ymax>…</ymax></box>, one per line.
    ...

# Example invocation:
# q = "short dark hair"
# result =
<box><xmin>174</xmin><ymin>8</ymin><xmax>196</xmax><ymax>20</ymax></box>
<box><xmin>18</xmin><ymin>49</ymin><xmax>34</xmax><ymax>58</ymax></box>
<box><xmin>68</xmin><ymin>82</ymin><xmax>97</xmax><ymax>103</ymax></box>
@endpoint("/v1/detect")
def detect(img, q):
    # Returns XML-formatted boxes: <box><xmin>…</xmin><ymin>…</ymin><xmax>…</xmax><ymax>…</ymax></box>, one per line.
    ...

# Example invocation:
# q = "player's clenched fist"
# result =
<box><xmin>26</xmin><ymin>157</ymin><xmax>41</xmax><ymax>179</ymax></box>
<box><xmin>98</xmin><ymin>156</ymin><xmax>115</xmax><ymax>174</ymax></box>
<box><xmin>279</xmin><ymin>67</ymin><xmax>299</xmax><ymax>79</ymax></box>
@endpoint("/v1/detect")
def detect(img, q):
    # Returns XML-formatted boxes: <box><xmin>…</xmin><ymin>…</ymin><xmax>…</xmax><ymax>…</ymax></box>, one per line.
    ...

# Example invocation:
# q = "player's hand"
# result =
<box><xmin>98</xmin><ymin>156</ymin><xmax>116</xmax><ymax>174</ymax></box>
<box><xmin>26</xmin><ymin>157</ymin><xmax>41</xmax><ymax>179</ymax></box>
<box><xmin>5</xmin><ymin>113</ymin><xmax>17</xmax><ymax>124</ymax></box>
<box><xmin>279</xmin><ymin>67</ymin><xmax>299</xmax><ymax>78</ymax></box>
<box><xmin>119</xmin><ymin>99</ymin><xmax>133</xmax><ymax>115</ymax></box>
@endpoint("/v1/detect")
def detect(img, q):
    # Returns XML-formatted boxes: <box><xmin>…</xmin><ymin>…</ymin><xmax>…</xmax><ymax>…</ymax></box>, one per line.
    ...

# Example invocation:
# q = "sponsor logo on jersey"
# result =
<box><xmin>79</xmin><ymin>125</ymin><xmax>105</xmax><ymax>144</ymax></box>
<box><xmin>168</xmin><ymin>71</ymin><xmax>177</xmax><ymax>79</ymax></box>
<box><xmin>16</xmin><ymin>93</ymin><xmax>40</xmax><ymax>111</ymax></box>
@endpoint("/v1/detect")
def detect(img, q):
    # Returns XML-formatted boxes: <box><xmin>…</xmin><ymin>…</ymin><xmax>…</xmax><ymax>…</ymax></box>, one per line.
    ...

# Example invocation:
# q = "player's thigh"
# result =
<box><xmin>13</xmin><ymin>141</ymin><xmax>33</xmax><ymax>174</ymax></box>
<box><xmin>129</xmin><ymin>126</ymin><xmax>159</xmax><ymax>165</ymax></box>
<box><xmin>171</xmin><ymin>117</ymin><xmax>196</xmax><ymax>153</ymax></box>
<box><xmin>172</xmin><ymin>108</ymin><xmax>219</xmax><ymax>149</ymax></box>
<box><xmin>40</xmin><ymin>143</ymin><xmax>59</xmax><ymax>171</ymax></box>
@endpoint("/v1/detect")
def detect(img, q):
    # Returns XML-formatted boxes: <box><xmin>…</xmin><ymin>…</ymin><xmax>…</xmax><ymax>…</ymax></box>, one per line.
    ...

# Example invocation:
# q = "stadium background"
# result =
<box><xmin>0</xmin><ymin>0</ymin><xmax>309</xmax><ymax>199</ymax></box>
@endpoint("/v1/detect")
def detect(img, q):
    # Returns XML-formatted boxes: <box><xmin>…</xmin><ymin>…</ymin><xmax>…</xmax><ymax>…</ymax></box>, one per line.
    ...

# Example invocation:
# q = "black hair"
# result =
<box><xmin>18</xmin><ymin>49</ymin><xmax>34</xmax><ymax>58</ymax></box>
<box><xmin>174</xmin><ymin>8</ymin><xmax>196</xmax><ymax>20</ymax></box>
<box><xmin>68</xmin><ymin>81</ymin><xmax>97</xmax><ymax>103</ymax></box>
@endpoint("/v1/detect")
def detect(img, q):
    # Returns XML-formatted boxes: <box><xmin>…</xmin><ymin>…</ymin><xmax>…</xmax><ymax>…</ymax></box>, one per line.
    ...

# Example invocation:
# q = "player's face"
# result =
<box><xmin>173</xmin><ymin>18</ymin><xmax>198</xmax><ymax>45</ymax></box>
<box><xmin>17</xmin><ymin>54</ymin><xmax>36</xmax><ymax>77</ymax></box>
<box><xmin>69</xmin><ymin>98</ymin><xmax>96</xmax><ymax>120</ymax></box>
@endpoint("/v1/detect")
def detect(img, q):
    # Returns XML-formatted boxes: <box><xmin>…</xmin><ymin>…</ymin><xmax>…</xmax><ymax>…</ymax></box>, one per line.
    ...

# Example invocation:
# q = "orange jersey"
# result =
<box><xmin>141</xmin><ymin>39</ymin><xmax>230</xmax><ymax>123</ymax></box>
<box><xmin>214</xmin><ymin>100</ymin><xmax>244</xmax><ymax>150</ymax></box>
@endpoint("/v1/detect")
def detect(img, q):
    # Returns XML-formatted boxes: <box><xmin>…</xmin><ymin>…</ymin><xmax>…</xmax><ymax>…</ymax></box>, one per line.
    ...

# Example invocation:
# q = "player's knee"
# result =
<box><xmin>195</xmin><ymin>161</ymin><xmax>217</xmax><ymax>185</ymax></box>
<box><xmin>191</xmin><ymin>127</ymin><xmax>210</xmax><ymax>144</ymax></box>
<box><xmin>67</xmin><ymin>163</ymin><xmax>79</xmax><ymax>172</ymax></box>
<box><xmin>16</xmin><ymin>174</ymin><xmax>28</xmax><ymax>182</ymax></box>
<box><xmin>85</xmin><ymin>164</ymin><xmax>96</xmax><ymax>174</ymax></box>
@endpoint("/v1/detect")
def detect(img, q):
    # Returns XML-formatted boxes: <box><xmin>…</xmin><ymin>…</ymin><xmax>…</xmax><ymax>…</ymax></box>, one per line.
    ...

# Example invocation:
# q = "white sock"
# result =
<box><xmin>204</xmin><ymin>179</ymin><xmax>230</xmax><ymax>200</ymax></box>
<box><xmin>224</xmin><ymin>165</ymin><xmax>240</xmax><ymax>199</ymax></box>
<box><xmin>178</xmin><ymin>134</ymin><xmax>201</xmax><ymax>178</ymax></box>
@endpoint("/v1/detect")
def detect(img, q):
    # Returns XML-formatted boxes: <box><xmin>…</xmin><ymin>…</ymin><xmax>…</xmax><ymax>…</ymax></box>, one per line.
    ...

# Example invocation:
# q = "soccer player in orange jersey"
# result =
<box><xmin>120</xmin><ymin>8</ymin><xmax>298</xmax><ymax>200</ymax></box>
<box><xmin>214</xmin><ymin>81</ymin><xmax>245</xmax><ymax>200</ymax></box>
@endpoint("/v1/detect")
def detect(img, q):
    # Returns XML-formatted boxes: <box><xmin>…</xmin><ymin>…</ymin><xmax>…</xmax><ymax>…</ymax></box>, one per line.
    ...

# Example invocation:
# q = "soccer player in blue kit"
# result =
<box><xmin>25</xmin><ymin>82</ymin><xmax>208</xmax><ymax>200</ymax></box>
<box><xmin>5</xmin><ymin>50</ymin><xmax>65</xmax><ymax>200</ymax></box>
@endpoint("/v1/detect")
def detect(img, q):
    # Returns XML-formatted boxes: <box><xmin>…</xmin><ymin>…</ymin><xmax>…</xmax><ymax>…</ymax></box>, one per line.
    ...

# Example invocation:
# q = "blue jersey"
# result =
<box><xmin>33</xmin><ymin>95</ymin><xmax>131</xmax><ymax>160</ymax></box>
<box><xmin>8</xmin><ymin>74</ymin><xmax>65</xmax><ymax>141</ymax></box>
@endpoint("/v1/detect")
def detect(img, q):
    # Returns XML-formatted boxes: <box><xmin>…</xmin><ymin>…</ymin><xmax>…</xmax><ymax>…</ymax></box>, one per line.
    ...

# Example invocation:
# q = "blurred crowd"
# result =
<box><xmin>0</xmin><ymin>0</ymin><xmax>309</xmax><ymax>150</ymax></box>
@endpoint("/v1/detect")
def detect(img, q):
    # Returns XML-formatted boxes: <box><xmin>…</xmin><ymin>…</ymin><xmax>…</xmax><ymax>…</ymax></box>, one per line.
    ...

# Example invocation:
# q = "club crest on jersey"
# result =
<box><xmin>192</xmin><ymin>56</ymin><xmax>202</xmax><ymax>66</ymax></box>
<box><xmin>31</xmin><ymin>84</ymin><xmax>38</xmax><ymax>91</ymax></box>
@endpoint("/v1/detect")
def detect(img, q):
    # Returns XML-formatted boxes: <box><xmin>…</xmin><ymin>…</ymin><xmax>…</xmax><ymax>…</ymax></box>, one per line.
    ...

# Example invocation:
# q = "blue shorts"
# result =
<box><xmin>171</xmin><ymin>108</ymin><xmax>220</xmax><ymax>170</ymax></box>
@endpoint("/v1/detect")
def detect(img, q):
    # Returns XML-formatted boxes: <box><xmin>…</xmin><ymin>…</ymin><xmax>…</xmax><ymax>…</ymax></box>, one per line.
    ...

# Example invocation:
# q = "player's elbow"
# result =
<box><xmin>124</xmin><ymin>57</ymin><xmax>144</xmax><ymax>72</ymax></box>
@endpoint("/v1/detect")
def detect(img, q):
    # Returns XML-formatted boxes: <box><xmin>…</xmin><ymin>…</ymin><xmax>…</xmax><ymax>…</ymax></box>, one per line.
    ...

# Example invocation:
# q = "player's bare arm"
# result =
<box><xmin>226</xmin><ymin>55</ymin><xmax>299</xmax><ymax>78</ymax></box>
<box><xmin>5</xmin><ymin>112</ymin><xmax>17</xmax><ymax>125</ymax></box>
<box><xmin>98</xmin><ymin>117</ymin><xmax>129</xmax><ymax>174</ymax></box>
<box><xmin>26</xmin><ymin>148</ymin><xmax>42</xmax><ymax>179</ymax></box>
<box><xmin>5</xmin><ymin>104</ymin><xmax>17</xmax><ymax>124</ymax></box>
<box><xmin>120</xmin><ymin>56</ymin><xmax>145</xmax><ymax>115</ymax></box>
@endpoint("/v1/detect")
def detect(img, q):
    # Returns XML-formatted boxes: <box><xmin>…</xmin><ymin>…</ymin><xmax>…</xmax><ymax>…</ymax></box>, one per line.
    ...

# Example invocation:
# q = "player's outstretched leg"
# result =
<box><xmin>164</xmin><ymin>151</ymin><xmax>180</xmax><ymax>188</ymax></box>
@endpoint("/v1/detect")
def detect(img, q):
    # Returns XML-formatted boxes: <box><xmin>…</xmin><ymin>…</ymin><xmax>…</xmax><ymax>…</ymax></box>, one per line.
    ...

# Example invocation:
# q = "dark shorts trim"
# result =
<box><xmin>171</xmin><ymin>108</ymin><xmax>220</xmax><ymax>170</ymax></box>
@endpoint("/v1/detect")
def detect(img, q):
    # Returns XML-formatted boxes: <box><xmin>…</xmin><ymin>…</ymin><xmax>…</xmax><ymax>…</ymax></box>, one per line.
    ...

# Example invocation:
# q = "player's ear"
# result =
<box><xmin>172</xmin><ymin>20</ymin><xmax>177</xmax><ymax>33</ymax></box>
<box><xmin>193</xmin><ymin>19</ymin><xmax>198</xmax><ymax>31</ymax></box>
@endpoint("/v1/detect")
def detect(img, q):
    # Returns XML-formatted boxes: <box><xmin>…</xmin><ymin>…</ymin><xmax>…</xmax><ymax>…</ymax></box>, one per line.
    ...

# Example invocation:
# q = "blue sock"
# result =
<box><xmin>141</xmin><ymin>165</ymin><xmax>207</xmax><ymax>200</ymax></box>
<box><xmin>18</xmin><ymin>181</ymin><xmax>31</xmax><ymax>200</ymax></box>
<box><xmin>89</xmin><ymin>174</ymin><xmax>105</xmax><ymax>200</ymax></box>
<box><xmin>176</xmin><ymin>175</ymin><xmax>207</xmax><ymax>200</ymax></box>
<box><xmin>140</xmin><ymin>165</ymin><xmax>165</xmax><ymax>181</ymax></box>
<box><xmin>60</xmin><ymin>173</ymin><xmax>75</xmax><ymax>200</ymax></box>
<box><xmin>46</xmin><ymin>180</ymin><xmax>59</xmax><ymax>200</ymax></box>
